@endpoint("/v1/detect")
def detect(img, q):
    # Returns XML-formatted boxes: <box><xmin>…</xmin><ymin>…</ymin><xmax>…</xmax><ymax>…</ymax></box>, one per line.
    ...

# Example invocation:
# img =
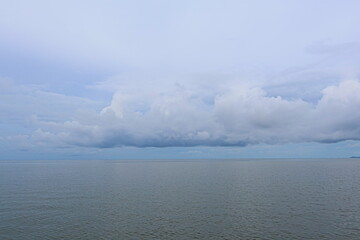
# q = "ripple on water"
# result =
<box><xmin>1</xmin><ymin>159</ymin><xmax>360</xmax><ymax>239</ymax></box>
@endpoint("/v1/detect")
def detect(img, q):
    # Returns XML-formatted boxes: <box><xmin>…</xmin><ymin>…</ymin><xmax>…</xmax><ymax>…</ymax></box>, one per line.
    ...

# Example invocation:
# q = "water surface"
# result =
<box><xmin>1</xmin><ymin>159</ymin><xmax>360</xmax><ymax>239</ymax></box>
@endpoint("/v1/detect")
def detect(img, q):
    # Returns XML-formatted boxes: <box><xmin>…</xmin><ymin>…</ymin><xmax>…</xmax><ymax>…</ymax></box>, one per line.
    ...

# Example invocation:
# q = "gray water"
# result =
<box><xmin>1</xmin><ymin>159</ymin><xmax>360</xmax><ymax>240</ymax></box>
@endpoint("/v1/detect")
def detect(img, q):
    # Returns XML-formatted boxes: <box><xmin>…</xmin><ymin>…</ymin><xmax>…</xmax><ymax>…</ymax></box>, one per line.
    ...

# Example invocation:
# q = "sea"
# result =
<box><xmin>1</xmin><ymin>158</ymin><xmax>360</xmax><ymax>240</ymax></box>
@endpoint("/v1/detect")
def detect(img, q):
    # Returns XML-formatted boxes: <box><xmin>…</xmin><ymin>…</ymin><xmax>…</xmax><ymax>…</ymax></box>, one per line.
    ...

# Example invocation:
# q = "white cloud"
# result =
<box><xmin>31</xmin><ymin>79</ymin><xmax>360</xmax><ymax>148</ymax></box>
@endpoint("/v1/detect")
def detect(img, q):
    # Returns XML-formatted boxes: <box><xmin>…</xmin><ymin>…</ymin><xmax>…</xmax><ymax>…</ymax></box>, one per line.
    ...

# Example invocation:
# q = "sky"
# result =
<box><xmin>1</xmin><ymin>0</ymin><xmax>360</xmax><ymax>160</ymax></box>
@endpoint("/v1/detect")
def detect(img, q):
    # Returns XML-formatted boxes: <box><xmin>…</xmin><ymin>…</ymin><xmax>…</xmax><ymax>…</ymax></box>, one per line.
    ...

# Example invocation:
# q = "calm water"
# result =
<box><xmin>1</xmin><ymin>159</ymin><xmax>360</xmax><ymax>240</ymax></box>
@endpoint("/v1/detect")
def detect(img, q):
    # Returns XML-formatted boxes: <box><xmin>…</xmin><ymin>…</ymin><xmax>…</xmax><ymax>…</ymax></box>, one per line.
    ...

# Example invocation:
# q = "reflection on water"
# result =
<box><xmin>1</xmin><ymin>159</ymin><xmax>360</xmax><ymax>239</ymax></box>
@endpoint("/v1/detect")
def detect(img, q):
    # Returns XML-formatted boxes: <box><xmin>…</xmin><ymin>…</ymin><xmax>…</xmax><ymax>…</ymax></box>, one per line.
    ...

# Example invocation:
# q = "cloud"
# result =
<box><xmin>2</xmin><ymin>0</ymin><xmax>360</xmax><ymax>156</ymax></box>
<box><xmin>0</xmin><ymin>77</ymin><xmax>103</xmax><ymax>132</ymax></box>
<box><xmin>31</xmin><ymin>79</ymin><xmax>360</xmax><ymax>148</ymax></box>
<box><xmin>2</xmin><ymin>0</ymin><xmax>360</xmax><ymax>73</ymax></box>
<box><xmin>305</xmin><ymin>41</ymin><xmax>360</xmax><ymax>56</ymax></box>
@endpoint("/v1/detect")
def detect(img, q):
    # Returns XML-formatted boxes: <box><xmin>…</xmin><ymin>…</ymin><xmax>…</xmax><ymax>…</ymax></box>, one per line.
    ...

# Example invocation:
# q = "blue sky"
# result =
<box><xmin>1</xmin><ymin>0</ymin><xmax>360</xmax><ymax>159</ymax></box>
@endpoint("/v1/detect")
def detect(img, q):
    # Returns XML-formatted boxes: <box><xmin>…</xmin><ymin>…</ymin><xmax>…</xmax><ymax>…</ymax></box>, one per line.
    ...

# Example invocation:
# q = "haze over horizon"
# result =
<box><xmin>1</xmin><ymin>0</ymin><xmax>360</xmax><ymax>159</ymax></box>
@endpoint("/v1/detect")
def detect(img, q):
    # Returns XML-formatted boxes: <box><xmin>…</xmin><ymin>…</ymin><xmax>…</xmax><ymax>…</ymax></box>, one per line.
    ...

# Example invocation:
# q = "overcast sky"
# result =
<box><xmin>1</xmin><ymin>0</ymin><xmax>360</xmax><ymax>159</ymax></box>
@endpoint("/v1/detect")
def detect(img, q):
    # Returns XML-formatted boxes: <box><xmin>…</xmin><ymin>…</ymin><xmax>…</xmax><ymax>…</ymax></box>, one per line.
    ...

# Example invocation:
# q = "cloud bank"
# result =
<box><xmin>1</xmin><ymin>1</ymin><xmax>360</xmax><ymax>156</ymax></box>
<box><xmin>32</xmin><ymin>79</ymin><xmax>360</xmax><ymax>148</ymax></box>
